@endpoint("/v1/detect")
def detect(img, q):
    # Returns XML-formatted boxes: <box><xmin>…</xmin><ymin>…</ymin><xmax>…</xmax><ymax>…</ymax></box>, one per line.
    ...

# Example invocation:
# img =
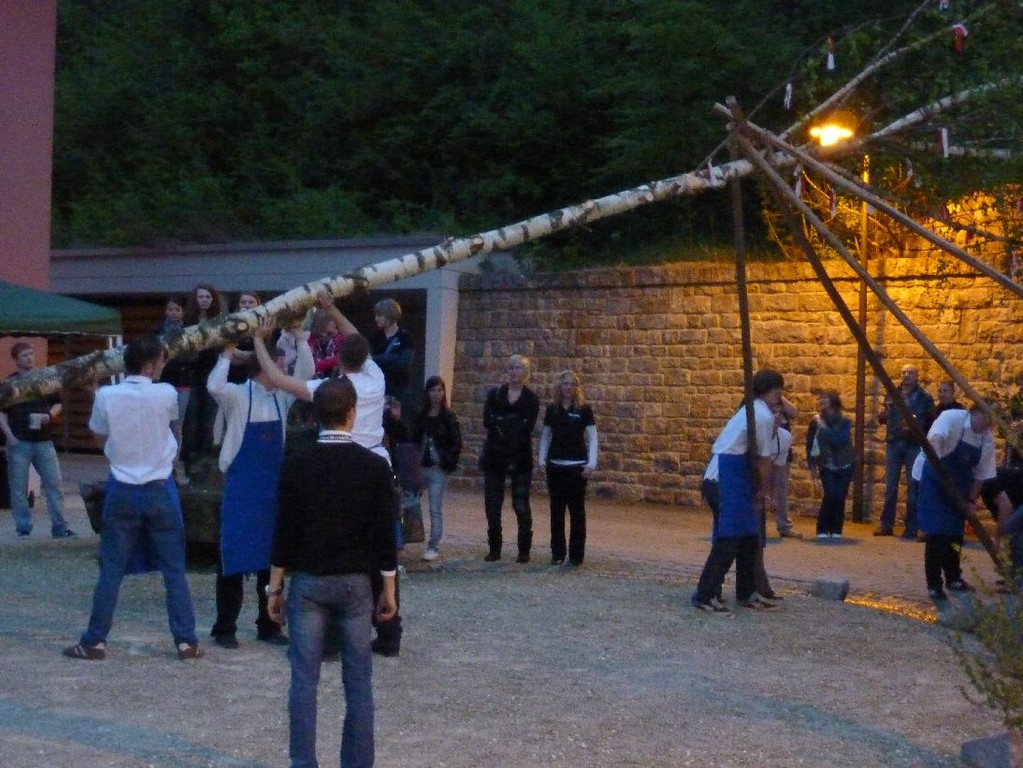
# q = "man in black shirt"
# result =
<box><xmin>266</xmin><ymin>376</ymin><xmax>397</xmax><ymax>768</ymax></box>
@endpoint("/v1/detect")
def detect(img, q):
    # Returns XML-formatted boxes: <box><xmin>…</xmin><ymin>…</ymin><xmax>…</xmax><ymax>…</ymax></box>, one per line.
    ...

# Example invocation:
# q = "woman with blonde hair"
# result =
<box><xmin>479</xmin><ymin>354</ymin><xmax>540</xmax><ymax>562</ymax></box>
<box><xmin>538</xmin><ymin>370</ymin><xmax>598</xmax><ymax>566</ymax></box>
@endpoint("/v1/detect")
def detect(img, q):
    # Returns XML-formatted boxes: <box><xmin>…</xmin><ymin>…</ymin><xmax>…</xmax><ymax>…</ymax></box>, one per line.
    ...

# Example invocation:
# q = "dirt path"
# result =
<box><xmin>0</xmin><ymin>454</ymin><xmax>1006</xmax><ymax>767</ymax></box>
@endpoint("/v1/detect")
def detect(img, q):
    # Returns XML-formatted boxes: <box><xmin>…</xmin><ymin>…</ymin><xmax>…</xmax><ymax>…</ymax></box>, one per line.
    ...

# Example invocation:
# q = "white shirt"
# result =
<box><xmin>89</xmin><ymin>375</ymin><xmax>179</xmax><ymax>484</ymax></box>
<box><xmin>911</xmin><ymin>408</ymin><xmax>997</xmax><ymax>482</ymax></box>
<box><xmin>207</xmin><ymin>344</ymin><xmax>313</xmax><ymax>472</ymax></box>
<box><xmin>307</xmin><ymin>358</ymin><xmax>388</xmax><ymax>461</ymax></box>
<box><xmin>711</xmin><ymin>399</ymin><xmax>778</xmax><ymax>458</ymax></box>
<box><xmin>703</xmin><ymin>420</ymin><xmax>789</xmax><ymax>481</ymax></box>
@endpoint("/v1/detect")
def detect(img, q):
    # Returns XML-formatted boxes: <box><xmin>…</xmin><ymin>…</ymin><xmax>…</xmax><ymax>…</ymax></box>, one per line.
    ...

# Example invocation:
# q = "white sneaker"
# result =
<box><xmin>832</xmin><ymin>533</ymin><xmax>843</xmax><ymax>539</ymax></box>
<box><xmin>422</xmin><ymin>547</ymin><xmax>439</xmax><ymax>561</ymax></box>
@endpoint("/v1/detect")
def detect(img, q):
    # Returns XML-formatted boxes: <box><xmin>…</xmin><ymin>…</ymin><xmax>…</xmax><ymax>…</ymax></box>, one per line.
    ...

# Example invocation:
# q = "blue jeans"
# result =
<box><xmin>419</xmin><ymin>466</ymin><xmax>448</xmax><ymax>549</ymax></box>
<box><xmin>6</xmin><ymin>439</ymin><xmax>69</xmax><ymax>535</ymax></box>
<box><xmin>287</xmin><ymin>572</ymin><xmax>375</xmax><ymax>768</ymax></box>
<box><xmin>80</xmin><ymin>478</ymin><xmax>197</xmax><ymax>647</ymax></box>
<box><xmin>881</xmin><ymin>439</ymin><xmax>920</xmax><ymax>532</ymax></box>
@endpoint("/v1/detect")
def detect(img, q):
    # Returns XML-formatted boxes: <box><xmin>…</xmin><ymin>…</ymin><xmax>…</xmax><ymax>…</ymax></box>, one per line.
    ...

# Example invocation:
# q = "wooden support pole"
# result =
<box><xmin>732</xmin><ymin>128</ymin><xmax>1000</xmax><ymax>565</ymax></box>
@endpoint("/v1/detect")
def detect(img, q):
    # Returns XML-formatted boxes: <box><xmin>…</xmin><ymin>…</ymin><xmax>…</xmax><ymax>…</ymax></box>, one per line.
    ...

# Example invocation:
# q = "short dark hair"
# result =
<box><xmin>124</xmin><ymin>334</ymin><xmax>166</xmax><ymax>375</ymax></box>
<box><xmin>821</xmin><ymin>389</ymin><xmax>843</xmax><ymax>411</ymax></box>
<box><xmin>339</xmin><ymin>333</ymin><xmax>370</xmax><ymax>372</ymax></box>
<box><xmin>10</xmin><ymin>341</ymin><xmax>31</xmax><ymax>359</ymax></box>
<box><xmin>246</xmin><ymin>346</ymin><xmax>285</xmax><ymax>378</ymax></box>
<box><xmin>313</xmin><ymin>376</ymin><xmax>358</xmax><ymax>428</ymax></box>
<box><xmin>752</xmin><ymin>369</ymin><xmax>784</xmax><ymax>396</ymax></box>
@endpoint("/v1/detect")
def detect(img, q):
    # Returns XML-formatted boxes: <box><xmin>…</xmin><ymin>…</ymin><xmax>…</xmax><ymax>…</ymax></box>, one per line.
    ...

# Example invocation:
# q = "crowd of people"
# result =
<box><xmin>5</xmin><ymin>284</ymin><xmax>1023</xmax><ymax>766</ymax></box>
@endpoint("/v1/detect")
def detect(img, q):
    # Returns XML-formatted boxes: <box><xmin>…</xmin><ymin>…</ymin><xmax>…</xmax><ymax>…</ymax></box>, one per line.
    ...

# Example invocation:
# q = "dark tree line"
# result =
<box><xmin>53</xmin><ymin>1</ymin><xmax>1022</xmax><ymax>266</ymax></box>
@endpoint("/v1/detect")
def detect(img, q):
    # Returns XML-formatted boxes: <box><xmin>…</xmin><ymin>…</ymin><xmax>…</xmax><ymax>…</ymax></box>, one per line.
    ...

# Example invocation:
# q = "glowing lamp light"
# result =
<box><xmin>810</xmin><ymin>124</ymin><xmax>854</xmax><ymax>147</ymax></box>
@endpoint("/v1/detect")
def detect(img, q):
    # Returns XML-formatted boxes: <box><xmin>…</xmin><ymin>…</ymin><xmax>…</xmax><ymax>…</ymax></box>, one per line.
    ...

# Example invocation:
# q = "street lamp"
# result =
<box><xmin>811</xmin><ymin>121</ymin><xmax>871</xmax><ymax>523</ymax></box>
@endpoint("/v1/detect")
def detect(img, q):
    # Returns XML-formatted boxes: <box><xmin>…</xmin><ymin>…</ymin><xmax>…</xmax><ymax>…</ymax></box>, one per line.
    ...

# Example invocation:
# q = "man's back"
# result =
<box><xmin>274</xmin><ymin>440</ymin><xmax>397</xmax><ymax>577</ymax></box>
<box><xmin>90</xmin><ymin>376</ymin><xmax>178</xmax><ymax>484</ymax></box>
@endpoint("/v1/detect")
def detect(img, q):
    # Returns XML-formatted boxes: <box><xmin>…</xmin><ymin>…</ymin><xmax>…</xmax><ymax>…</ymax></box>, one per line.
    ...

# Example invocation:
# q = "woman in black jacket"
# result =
<box><xmin>411</xmin><ymin>376</ymin><xmax>462</xmax><ymax>561</ymax></box>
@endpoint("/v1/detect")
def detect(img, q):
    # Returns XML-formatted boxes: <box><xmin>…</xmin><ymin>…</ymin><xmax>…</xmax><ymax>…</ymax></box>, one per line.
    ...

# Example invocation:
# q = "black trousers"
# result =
<box><xmin>483</xmin><ymin>470</ymin><xmax>533</xmax><ymax>556</ymax></box>
<box><xmin>546</xmin><ymin>464</ymin><xmax>587</xmax><ymax>564</ymax></box>
<box><xmin>924</xmin><ymin>533</ymin><xmax>964</xmax><ymax>590</ymax></box>
<box><xmin>694</xmin><ymin>535</ymin><xmax>758</xmax><ymax>604</ymax></box>
<box><xmin>211</xmin><ymin>566</ymin><xmax>278</xmax><ymax>639</ymax></box>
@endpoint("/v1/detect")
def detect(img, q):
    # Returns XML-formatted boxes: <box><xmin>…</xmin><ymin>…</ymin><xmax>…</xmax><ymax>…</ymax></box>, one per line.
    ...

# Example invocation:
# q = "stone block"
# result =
<box><xmin>961</xmin><ymin>731</ymin><xmax>1023</xmax><ymax>768</ymax></box>
<box><xmin>809</xmin><ymin>578</ymin><xmax>850</xmax><ymax>601</ymax></box>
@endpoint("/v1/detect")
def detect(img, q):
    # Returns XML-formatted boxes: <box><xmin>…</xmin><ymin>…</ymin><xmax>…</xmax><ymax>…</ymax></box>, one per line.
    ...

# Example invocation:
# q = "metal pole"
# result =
<box><xmin>852</xmin><ymin>156</ymin><xmax>869</xmax><ymax>522</ymax></box>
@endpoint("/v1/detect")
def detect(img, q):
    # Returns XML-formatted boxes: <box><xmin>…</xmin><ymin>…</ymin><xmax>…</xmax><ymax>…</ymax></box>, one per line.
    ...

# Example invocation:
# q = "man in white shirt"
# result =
<box><xmin>64</xmin><ymin>335</ymin><xmax>202</xmax><ymax>661</ymax></box>
<box><xmin>206</xmin><ymin>331</ymin><xmax>314</xmax><ymax>649</ymax></box>
<box><xmin>253</xmin><ymin>304</ymin><xmax>402</xmax><ymax>656</ymax></box>
<box><xmin>692</xmin><ymin>370</ymin><xmax>786</xmax><ymax>614</ymax></box>
<box><xmin>913</xmin><ymin>403</ymin><xmax>998</xmax><ymax>600</ymax></box>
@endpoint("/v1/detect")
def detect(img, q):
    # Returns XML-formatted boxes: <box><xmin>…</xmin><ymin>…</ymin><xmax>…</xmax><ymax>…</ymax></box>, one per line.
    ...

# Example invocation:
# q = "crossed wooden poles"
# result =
<box><xmin>720</xmin><ymin>97</ymin><xmax>1017</xmax><ymax>566</ymax></box>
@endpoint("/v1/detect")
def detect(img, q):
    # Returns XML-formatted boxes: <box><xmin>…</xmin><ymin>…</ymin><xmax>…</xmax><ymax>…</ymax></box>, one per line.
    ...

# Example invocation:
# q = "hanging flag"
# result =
<box><xmin>783</xmin><ymin>82</ymin><xmax>793</xmax><ymax>110</ymax></box>
<box><xmin>794</xmin><ymin>166</ymin><xmax>804</xmax><ymax>198</ymax></box>
<box><xmin>939</xmin><ymin>127</ymin><xmax>950</xmax><ymax>158</ymax></box>
<box><xmin>826</xmin><ymin>37</ymin><xmax>836</xmax><ymax>71</ymax></box>
<box><xmin>829</xmin><ymin>187</ymin><xmax>838</xmax><ymax>219</ymax></box>
<box><xmin>952</xmin><ymin>23</ymin><xmax>968</xmax><ymax>53</ymax></box>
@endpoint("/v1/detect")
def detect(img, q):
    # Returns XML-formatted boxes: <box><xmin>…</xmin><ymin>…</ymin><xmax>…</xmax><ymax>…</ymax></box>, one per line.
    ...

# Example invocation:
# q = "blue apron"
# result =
<box><xmin>220</xmin><ymin>383</ymin><xmax>284</xmax><ymax>576</ymax></box>
<box><xmin>917</xmin><ymin>428</ymin><xmax>980</xmax><ymax>537</ymax></box>
<box><xmin>716</xmin><ymin>453</ymin><xmax>758</xmax><ymax>537</ymax></box>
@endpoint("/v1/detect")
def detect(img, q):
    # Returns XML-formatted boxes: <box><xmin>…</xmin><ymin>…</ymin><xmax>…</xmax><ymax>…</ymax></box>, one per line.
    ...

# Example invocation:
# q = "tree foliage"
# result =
<box><xmin>52</xmin><ymin>1</ymin><xmax>1023</xmax><ymax>267</ymax></box>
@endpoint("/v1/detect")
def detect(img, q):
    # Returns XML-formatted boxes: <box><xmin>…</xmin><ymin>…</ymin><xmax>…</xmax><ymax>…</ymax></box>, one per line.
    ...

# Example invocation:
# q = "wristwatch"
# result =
<box><xmin>265</xmin><ymin>585</ymin><xmax>284</xmax><ymax>597</ymax></box>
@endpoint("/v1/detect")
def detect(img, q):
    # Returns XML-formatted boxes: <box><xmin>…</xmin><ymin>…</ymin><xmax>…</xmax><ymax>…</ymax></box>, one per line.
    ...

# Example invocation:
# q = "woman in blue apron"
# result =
<box><xmin>917</xmin><ymin>410</ymin><xmax>984</xmax><ymax>600</ymax></box>
<box><xmin>211</xmin><ymin>382</ymin><xmax>287</xmax><ymax>647</ymax></box>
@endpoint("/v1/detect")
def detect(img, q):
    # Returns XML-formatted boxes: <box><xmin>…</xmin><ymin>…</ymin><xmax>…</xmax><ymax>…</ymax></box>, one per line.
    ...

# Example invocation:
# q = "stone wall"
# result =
<box><xmin>448</xmin><ymin>248</ymin><xmax>1022</xmax><ymax>521</ymax></box>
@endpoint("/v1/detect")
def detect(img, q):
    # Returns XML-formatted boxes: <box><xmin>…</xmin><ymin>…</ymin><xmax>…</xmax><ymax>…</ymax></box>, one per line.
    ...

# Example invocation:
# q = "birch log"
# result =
<box><xmin>0</xmin><ymin>153</ymin><xmax>793</xmax><ymax>410</ymax></box>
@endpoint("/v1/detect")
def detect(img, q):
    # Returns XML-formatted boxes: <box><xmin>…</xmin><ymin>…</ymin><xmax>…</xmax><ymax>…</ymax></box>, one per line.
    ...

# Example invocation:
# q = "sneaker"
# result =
<box><xmin>177</xmin><ymin>643</ymin><xmax>204</xmax><ymax>660</ymax></box>
<box><xmin>63</xmin><ymin>642</ymin><xmax>106</xmax><ymax>661</ymax></box>
<box><xmin>779</xmin><ymin>530</ymin><xmax>804</xmax><ymax>539</ymax></box>
<box><xmin>692</xmin><ymin>597</ymin><xmax>732</xmax><ymax>615</ymax></box>
<box><xmin>17</xmin><ymin>530</ymin><xmax>30</xmax><ymax>538</ymax></box>
<box><xmin>928</xmin><ymin>588</ymin><xmax>949</xmax><ymax>601</ymax></box>
<box><xmin>900</xmin><ymin>530</ymin><xmax>919</xmax><ymax>540</ymax></box>
<box><xmin>817</xmin><ymin>533</ymin><xmax>829</xmax><ymax>539</ymax></box>
<box><xmin>52</xmin><ymin>528</ymin><xmax>77</xmax><ymax>539</ymax></box>
<box><xmin>550</xmin><ymin>557</ymin><xmax>566</xmax><ymax>566</ymax></box>
<box><xmin>740</xmin><ymin>593</ymin><xmax>780</xmax><ymax>610</ymax></box>
<box><xmin>515</xmin><ymin>553</ymin><xmax>530</xmax><ymax>564</ymax></box>
<box><xmin>422</xmin><ymin>547</ymin><xmax>439</xmax><ymax>561</ymax></box>
<box><xmin>873</xmin><ymin>528</ymin><xmax>894</xmax><ymax>537</ymax></box>
<box><xmin>832</xmin><ymin>533</ymin><xmax>843</xmax><ymax>539</ymax></box>
<box><xmin>213</xmin><ymin>634</ymin><xmax>239</xmax><ymax>649</ymax></box>
<box><xmin>947</xmin><ymin>579</ymin><xmax>975</xmax><ymax>593</ymax></box>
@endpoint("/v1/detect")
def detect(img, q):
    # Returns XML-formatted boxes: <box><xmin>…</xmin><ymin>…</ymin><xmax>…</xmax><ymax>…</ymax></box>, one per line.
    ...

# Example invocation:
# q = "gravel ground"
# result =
<box><xmin>0</xmin><ymin>454</ymin><xmax>1008</xmax><ymax>767</ymax></box>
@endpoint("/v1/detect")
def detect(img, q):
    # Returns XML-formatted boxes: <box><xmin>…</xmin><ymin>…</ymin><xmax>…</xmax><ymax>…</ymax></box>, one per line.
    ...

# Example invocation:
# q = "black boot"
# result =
<box><xmin>517</xmin><ymin>530</ymin><xmax>532</xmax><ymax>564</ymax></box>
<box><xmin>484</xmin><ymin>548</ymin><xmax>501</xmax><ymax>562</ymax></box>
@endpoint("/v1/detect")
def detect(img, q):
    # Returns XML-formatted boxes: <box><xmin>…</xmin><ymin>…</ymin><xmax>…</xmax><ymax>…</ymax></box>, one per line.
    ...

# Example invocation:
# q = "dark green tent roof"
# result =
<box><xmin>0</xmin><ymin>280</ymin><xmax>121</xmax><ymax>336</ymax></box>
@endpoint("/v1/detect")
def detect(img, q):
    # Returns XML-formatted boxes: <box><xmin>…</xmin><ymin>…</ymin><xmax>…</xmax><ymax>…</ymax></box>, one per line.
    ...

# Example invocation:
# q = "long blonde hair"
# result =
<box><xmin>555</xmin><ymin>370</ymin><xmax>585</xmax><ymax>407</ymax></box>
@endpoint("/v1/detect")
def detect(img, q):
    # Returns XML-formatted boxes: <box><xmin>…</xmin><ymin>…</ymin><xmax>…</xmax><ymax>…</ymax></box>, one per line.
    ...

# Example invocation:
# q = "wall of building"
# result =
<box><xmin>449</xmin><ymin>249</ymin><xmax>1022</xmax><ymax>520</ymax></box>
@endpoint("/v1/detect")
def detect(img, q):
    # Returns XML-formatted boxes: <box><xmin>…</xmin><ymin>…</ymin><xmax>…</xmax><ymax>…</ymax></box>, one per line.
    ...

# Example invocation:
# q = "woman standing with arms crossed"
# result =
<box><xmin>479</xmin><ymin>354</ymin><xmax>540</xmax><ymax>563</ymax></box>
<box><xmin>807</xmin><ymin>391</ymin><xmax>855</xmax><ymax>539</ymax></box>
<box><xmin>411</xmin><ymin>376</ymin><xmax>462</xmax><ymax>561</ymax></box>
<box><xmin>538</xmin><ymin>371</ymin><xmax>598</xmax><ymax>566</ymax></box>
